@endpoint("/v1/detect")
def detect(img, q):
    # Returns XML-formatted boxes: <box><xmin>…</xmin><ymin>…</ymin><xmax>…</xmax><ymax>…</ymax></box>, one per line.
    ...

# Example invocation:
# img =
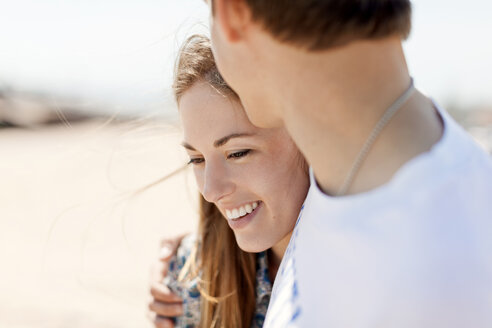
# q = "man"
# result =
<box><xmin>205</xmin><ymin>0</ymin><xmax>492</xmax><ymax>327</ymax></box>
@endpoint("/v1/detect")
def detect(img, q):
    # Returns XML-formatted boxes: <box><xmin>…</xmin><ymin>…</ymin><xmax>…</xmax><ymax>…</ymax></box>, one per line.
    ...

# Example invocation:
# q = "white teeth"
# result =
<box><xmin>239</xmin><ymin>207</ymin><xmax>246</xmax><ymax>217</ymax></box>
<box><xmin>225</xmin><ymin>201</ymin><xmax>260</xmax><ymax>220</ymax></box>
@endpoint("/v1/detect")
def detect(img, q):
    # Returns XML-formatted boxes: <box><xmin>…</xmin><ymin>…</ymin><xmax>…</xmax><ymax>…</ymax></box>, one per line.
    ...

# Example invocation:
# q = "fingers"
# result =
<box><xmin>148</xmin><ymin>283</ymin><xmax>183</xmax><ymax>326</ymax></box>
<box><xmin>148</xmin><ymin>233</ymin><xmax>188</xmax><ymax>328</ymax></box>
<box><xmin>149</xmin><ymin>300</ymin><xmax>184</xmax><ymax>317</ymax></box>
<box><xmin>148</xmin><ymin>312</ymin><xmax>175</xmax><ymax>328</ymax></box>
<box><xmin>153</xmin><ymin>316</ymin><xmax>175</xmax><ymax>328</ymax></box>
<box><xmin>150</xmin><ymin>282</ymin><xmax>183</xmax><ymax>303</ymax></box>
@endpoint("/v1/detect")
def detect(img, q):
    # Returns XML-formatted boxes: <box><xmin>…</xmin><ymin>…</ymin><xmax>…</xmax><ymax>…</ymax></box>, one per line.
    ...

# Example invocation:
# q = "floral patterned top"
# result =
<box><xmin>164</xmin><ymin>235</ymin><xmax>272</xmax><ymax>328</ymax></box>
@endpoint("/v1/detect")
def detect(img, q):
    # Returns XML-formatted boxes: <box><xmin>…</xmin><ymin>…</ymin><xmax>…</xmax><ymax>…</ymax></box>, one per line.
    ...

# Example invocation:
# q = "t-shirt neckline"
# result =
<box><xmin>308</xmin><ymin>100</ymin><xmax>461</xmax><ymax>206</ymax></box>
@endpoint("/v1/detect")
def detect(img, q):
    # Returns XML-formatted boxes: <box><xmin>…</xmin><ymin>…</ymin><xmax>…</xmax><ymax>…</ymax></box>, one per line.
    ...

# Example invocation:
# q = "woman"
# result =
<box><xmin>149</xmin><ymin>34</ymin><xmax>309</xmax><ymax>328</ymax></box>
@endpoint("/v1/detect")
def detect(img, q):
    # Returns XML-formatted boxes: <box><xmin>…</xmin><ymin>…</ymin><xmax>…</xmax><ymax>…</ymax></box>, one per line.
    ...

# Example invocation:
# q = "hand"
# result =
<box><xmin>148</xmin><ymin>234</ymin><xmax>187</xmax><ymax>328</ymax></box>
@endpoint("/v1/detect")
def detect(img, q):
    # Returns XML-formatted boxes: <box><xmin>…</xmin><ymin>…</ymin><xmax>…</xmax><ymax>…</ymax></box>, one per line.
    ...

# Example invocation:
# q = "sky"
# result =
<box><xmin>0</xmin><ymin>0</ymin><xmax>491</xmax><ymax>116</ymax></box>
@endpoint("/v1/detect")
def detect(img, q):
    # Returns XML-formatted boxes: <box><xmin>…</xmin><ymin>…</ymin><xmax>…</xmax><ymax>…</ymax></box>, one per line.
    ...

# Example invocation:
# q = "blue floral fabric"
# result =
<box><xmin>164</xmin><ymin>235</ymin><xmax>272</xmax><ymax>328</ymax></box>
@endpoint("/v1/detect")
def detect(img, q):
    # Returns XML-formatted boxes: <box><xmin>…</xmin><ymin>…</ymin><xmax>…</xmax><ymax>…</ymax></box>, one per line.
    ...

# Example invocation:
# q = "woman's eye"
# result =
<box><xmin>187</xmin><ymin>157</ymin><xmax>204</xmax><ymax>165</ymax></box>
<box><xmin>228</xmin><ymin>150</ymin><xmax>251</xmax><ymax>159</ymax></box>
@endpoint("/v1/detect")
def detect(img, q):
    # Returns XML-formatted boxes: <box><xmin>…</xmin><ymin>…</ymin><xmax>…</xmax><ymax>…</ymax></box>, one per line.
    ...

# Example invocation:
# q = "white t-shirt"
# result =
<box><xmin>264</xmin><ymin>103</ymin><xmax>492</xmax><ymax>328</ymax></box>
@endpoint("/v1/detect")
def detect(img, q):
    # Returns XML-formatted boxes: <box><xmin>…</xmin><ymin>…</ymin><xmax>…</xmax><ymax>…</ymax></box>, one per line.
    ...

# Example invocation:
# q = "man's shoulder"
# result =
<box><xmin>291</xmin><ymin>145</ymin><xmax>492</xmax><ymax>326</ymax></box>
<box><xmin>299</xmin><ymin>106</ymin><xmax>492</xmax><ymax>224</ymax></box>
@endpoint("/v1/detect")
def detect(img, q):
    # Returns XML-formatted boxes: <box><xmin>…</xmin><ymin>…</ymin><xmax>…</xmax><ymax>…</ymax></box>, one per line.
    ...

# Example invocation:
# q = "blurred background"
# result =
<box><xmin>0</xmin><ymin>0</ymin><xmax>491</xmax><ymax>327</ymax></box>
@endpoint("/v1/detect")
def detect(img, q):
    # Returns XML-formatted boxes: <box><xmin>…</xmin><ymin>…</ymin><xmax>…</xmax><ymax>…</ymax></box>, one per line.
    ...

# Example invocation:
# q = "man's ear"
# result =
<box><xmin>213</xmin><ymin>0</ymin><xmax>252</xmax><ymax>42</ymax></box>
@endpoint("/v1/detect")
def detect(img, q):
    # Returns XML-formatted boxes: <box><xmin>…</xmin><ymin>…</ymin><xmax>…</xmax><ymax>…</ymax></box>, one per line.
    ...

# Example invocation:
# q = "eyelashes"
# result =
<box><xmin>187</xmin><ymin>158</ymin><xmax>204</xmax><ymax>165</ymax></box>
<box><xmin>187</xmin><ymin>150</ymin><xmax>252</xmax><ymax>165</ymax></box>
<box><xmin>227</xmin><ymin>149</ymin><xmax>251</xmax><ymax>159</ymax></box>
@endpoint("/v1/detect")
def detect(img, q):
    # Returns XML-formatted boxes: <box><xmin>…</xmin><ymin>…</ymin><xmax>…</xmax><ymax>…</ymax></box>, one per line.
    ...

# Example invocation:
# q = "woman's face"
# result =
<box><xmin>179</xmin><ymin>82</ymin><xmax>309</xmax><ymax>253</ymax></box>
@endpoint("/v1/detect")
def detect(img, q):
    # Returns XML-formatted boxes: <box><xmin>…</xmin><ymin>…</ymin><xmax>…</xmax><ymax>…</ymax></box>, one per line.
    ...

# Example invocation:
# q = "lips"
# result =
<box><xmin>225</xmin><ymin>201</ymin><xmax>262</xmax><ymax>230</ymax></box>
<box><xmin>225</xmin><ymin>201</ymin><xmax>259</xmax><ymax>220</ymax></box>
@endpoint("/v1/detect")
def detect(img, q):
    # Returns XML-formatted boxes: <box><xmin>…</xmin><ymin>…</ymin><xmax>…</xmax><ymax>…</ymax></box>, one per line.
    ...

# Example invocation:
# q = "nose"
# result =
<box><xmin>200</xmin><ymin>160</ymin><xmax>235</xmax><ymax>203</ymax></box>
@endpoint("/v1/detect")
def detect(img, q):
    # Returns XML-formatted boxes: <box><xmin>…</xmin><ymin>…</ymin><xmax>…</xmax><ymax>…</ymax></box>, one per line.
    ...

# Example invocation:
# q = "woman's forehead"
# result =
<box><xmin>180</xmin><ymin>83</ymin><xmax>260</xmax><ymax>138</ymax></box>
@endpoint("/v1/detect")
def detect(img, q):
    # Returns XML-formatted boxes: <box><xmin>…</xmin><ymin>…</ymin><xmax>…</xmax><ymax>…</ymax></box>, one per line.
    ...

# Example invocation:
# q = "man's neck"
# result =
<box><xmin>264</xmin><ymin>37</ymin><xmax>443</xmax><ymax>195</ymax></box>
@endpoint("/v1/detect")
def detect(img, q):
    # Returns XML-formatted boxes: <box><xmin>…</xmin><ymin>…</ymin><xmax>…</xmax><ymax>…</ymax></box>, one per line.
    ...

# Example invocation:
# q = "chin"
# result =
<box><xmin>243</xmin><ymin>103</ymin><xmax>282</xmax><ymax>129</ymax></box>
<box><xmin>235</xmin><ymin>236</ymin><xmax>270</xmax><ymax>253</ymax></box>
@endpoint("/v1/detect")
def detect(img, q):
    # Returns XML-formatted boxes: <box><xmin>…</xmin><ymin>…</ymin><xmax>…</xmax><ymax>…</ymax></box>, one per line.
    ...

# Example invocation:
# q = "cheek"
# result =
<box><xmin>210</xmin><ymin>26</ymin><xmax>231</xmax><ymax>81</ymax></box>
<box><xmin>242</xmin><ymin>154</ymin><xmax>295</xmax><ymax>200</ymax></box>
<box><xmin>193</xmin><ymin>167</ymin><xmax>205</xmax><ymax>193</ymax></box>
<box><xmin>242</xmin><ymin>100</ymin><xmax>280</xmax><ymax>130</ymax></box>
<box><xmin>267</xmin><ymin>153</ymin><xmax>308</xmax><ymax>201</ymax></box>
<box><xmin>268</xmin><ymin>151</ymin><xmax>299</xmax><ymax>182</ymax></box>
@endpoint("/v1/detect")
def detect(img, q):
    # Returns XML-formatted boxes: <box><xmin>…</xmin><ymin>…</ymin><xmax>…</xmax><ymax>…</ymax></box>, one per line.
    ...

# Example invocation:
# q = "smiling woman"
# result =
<box><xmin>149</xmin><ymin>34</ymin><xmax>309</xmax><ymax>328</ymax></box>
<box><xmin>180</xmin><ymin>80</ymin><xmax>307</xmax><ymax>253</ymax></box>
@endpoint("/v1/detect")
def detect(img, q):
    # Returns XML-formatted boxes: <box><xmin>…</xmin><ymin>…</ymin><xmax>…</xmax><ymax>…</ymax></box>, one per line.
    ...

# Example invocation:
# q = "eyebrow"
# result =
<box><xmin>181</xmin><ymin>133</ymin><xmax>254</xmax><ymax>151</ymax></box>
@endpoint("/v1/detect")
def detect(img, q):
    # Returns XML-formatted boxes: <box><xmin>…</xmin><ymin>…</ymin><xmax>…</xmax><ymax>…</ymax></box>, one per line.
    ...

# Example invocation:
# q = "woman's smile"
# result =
<box><xmin>224</xmin><ymin>201</ymin><xmax>260</xmax><ymax>220</ymax></box>
<box><xmin>225</xmin><ymin>201</ymin><xmax>263</xmax><ymax>230</ymax></box>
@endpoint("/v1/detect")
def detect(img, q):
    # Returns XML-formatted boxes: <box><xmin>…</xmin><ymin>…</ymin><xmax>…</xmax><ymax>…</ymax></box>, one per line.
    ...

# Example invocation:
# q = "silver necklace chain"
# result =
<box><xmin>336</xmin><ymin>78</ymin><xmax>415</xmax><ymax>196</ymax></box>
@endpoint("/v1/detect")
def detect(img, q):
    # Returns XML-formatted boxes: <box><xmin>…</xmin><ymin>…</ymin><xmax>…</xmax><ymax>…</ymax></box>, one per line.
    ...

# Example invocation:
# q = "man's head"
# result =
<box><xmin>207</xmin><ymin>0</ymin><xmax>412</xmax><ymax>127</ymax></box>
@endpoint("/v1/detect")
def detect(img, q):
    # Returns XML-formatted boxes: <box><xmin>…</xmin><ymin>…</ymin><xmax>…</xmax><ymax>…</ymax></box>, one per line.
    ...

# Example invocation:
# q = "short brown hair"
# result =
<box><xmin>217</xmin><ymin>0</ymin><xmax>412</xmax><ymax>51</ymax></box>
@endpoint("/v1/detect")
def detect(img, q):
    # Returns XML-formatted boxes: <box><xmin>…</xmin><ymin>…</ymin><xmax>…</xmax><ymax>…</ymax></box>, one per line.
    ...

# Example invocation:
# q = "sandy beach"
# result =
<box><xmin>0</xmin><ymin>120</ymin><xmax>198</xmax><ymax>328</ymax></box>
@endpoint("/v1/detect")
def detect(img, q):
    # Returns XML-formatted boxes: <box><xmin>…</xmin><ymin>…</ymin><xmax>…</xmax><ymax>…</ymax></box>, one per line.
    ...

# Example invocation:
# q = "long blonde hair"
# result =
<box><xmin>173</xmin><ymin>34</ymin><xmax>257</xmax><ymax>328</ymax></box>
